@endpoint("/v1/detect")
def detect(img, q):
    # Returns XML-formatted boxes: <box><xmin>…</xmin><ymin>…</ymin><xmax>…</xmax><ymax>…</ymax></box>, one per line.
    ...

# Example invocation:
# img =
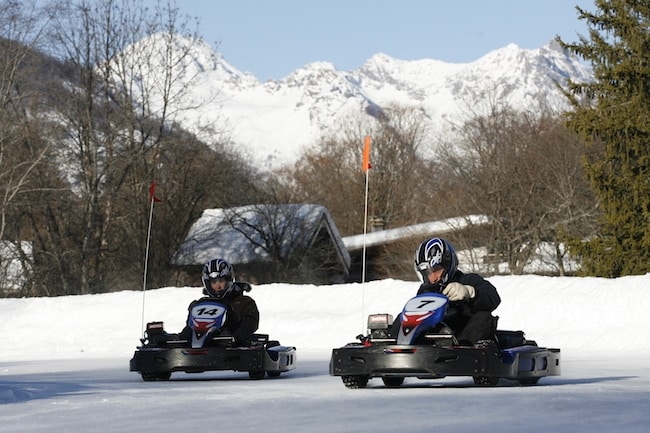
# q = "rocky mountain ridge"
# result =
<box><xmin>130</xmin><ymin>35</ymin><xmax>593</xmax><ymax>171</ymax></box>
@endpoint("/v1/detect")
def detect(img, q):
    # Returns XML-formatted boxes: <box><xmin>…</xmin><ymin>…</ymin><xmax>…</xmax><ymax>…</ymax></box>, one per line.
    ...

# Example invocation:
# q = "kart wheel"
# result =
<box><xmin>342</xmin><ymin>375</ymin><xmax>369</xmax><ymax>389</ymax></box>
<box><xmin>249</xmin><ymin>370</ymin><xmax>266</xmax><ymax>380</ymax></box>
<box><xmin>141</xmin><ymin>371</ymin><xmax>171</xmax><ymax>381</ymax></box>
<box><xmin>382</xmin><ymin>377</ymin><xmax>405</xmax><ymax>388</ymax></box>
<box><xmin>473</xmin><ymin>376</ymin><xmax>499</xmax><ymax>386</ymax></box>
<box><xmin>519</xmin><ymin>377</ymin><xmax>540</xmax><ymax>386</ymax></box>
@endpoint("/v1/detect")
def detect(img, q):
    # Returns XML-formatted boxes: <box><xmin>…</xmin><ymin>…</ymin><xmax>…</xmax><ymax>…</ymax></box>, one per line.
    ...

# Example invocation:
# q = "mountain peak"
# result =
<box><xmin>129</xmin><ymin>38</ymin><xmax>593</xmax><ymax>172</ymax></box>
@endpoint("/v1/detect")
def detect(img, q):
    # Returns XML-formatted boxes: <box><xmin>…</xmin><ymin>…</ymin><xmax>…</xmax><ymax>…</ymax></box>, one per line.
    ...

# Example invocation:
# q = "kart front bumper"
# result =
<box><xmin>329</xmin><ymin>343</ymin><xmax>560</xmax><ymax>381</ymax></box>
<box><xmin>130</xmin><ymin>344</ymin><xmax>296</xmax><ymax>376</ymax></box>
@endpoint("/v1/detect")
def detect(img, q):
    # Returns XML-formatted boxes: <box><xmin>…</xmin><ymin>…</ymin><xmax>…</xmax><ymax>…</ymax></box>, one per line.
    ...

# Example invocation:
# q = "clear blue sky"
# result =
<box><xmin>164</xmin><ymin>0</ymin><xmax>594</xmax><ymax>82</ymax></box>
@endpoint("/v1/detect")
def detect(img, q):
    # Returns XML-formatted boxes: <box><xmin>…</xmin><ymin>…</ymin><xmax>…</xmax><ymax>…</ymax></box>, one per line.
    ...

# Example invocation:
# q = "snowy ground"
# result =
<box><xmin>1</xmin><ymin>275</ymin><xmax>649</xmax><ymax>432</ymax></box>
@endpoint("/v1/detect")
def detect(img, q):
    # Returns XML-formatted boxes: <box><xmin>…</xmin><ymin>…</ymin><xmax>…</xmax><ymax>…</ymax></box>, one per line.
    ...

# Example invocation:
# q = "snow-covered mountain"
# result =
<box><xmin>130</xmin><ymin>35</ymin><xmax>593</xmax><ymax>171</ymax></box>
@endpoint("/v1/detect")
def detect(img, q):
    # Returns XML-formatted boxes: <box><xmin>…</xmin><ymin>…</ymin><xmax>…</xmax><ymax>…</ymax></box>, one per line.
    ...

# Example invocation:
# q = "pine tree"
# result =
<box><xmin>559</xmin><ymin>0</ymin><xmax>650</xmax><ymax>277</ymax></box>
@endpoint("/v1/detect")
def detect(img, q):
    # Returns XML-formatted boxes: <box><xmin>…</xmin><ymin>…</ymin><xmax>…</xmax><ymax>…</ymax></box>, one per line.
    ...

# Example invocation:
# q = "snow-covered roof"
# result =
<box><xmin>342</xmin><ymin>214</ymin><xmax>489</xmax><ymax>251</ymax></box>
<box><xmin>172</xmin><ymin>204</ymin><xmax>351</xmax><ymax>269</ymax></box>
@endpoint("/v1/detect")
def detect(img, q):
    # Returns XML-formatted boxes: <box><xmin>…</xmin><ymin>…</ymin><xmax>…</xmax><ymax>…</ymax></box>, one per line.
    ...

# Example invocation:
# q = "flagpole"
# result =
<box><xmin>362</xmin><ymin>169</ymin><xmax>370</xmax><ymax>285</ymax></box>
<box><xmin>141</xmin><ymin>182</ymin><xmax>158</xmax><ymax>335</ymax></box>
<box><xmin>361</xmin><ymin>135</ymin><xmax>371</xmax><ymax>334</ymax></box>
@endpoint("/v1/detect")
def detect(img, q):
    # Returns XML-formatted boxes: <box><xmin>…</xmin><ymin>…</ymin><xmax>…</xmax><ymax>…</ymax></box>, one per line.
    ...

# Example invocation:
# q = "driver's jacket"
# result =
<box><xmin>186</xmin><ymin>281</ymin><xmax>260</xmax><ymax>342</ymax></box>
<box><xmin>416</xmin><ymin>270</ymin><xmax>501</xmax><ymax>313</ymax></box>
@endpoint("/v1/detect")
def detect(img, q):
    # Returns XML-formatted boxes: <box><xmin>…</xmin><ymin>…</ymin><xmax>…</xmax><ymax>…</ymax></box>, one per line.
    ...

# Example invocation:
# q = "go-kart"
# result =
<box><xmin>130</xmin><ymin>298</ymin><xmax>296</xmax><ymax>381</ymax></box>
<box><xmin>330</xmin><ymin>292</ymin><xmax>560</xmax><ymax>388</ymax></box>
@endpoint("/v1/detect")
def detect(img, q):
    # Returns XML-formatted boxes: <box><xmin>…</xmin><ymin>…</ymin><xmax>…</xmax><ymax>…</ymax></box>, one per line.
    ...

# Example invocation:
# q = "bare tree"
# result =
<box><xmin>33</xmin><ymin>0</ymin><xmax>225</xmax><ymax>294</ymax></box>
<box><xmin>444</xmin><ymin>106</ymin><xmax>597</xmax><ymax>275</ymax></box>
<box><xmin>117</xmin><ymin>129</ymin><xmax>260</xmax><ymax>291</ymax></box>
<box><xmin>281</xmin><ymin>105</ymin><xmax>432</xmax><ymax>235</ymax></box>
<box><xmin>0</xmin><ymin>1</ymin><xmax>57</xmax><ymax>294</ymax></box>
<box><xmin>272</xmin><ymin>105</ymin><xmax>434</xmax><ymax>280</ymax></box>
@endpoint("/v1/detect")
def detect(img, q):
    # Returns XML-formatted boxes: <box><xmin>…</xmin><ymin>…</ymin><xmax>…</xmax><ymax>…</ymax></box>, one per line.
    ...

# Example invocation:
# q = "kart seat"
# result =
<box><xmin>495</xmin><ymin>330</ymin><xmax>526</xmax><ymax>349</ymax></box>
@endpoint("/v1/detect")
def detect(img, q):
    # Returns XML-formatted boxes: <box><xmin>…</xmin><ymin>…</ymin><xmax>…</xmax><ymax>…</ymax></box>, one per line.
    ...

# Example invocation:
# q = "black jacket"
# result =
<box><xmin>417</xmin><ymin>270</ymin><xmax>501</xmax><ymax>313</ymax></box>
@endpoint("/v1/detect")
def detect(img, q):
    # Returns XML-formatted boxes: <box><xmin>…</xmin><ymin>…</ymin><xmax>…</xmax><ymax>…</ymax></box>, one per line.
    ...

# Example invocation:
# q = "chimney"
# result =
<box><xmin>369</xmin><ymin>216</ymin><xmax>385</xmax><ymax>232</ymax></box>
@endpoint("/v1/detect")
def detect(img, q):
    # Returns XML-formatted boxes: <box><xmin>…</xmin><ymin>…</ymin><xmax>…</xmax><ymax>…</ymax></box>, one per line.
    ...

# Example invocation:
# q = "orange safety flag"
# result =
<box><xmin>362</xmin><ymin>135</ymin><xmax>372</xmax><ymax>172</ymax></box>
<box><xmin>148</xmin><ymin>181</ymin><xmax>162</xmax><ymax>203</ymax></box>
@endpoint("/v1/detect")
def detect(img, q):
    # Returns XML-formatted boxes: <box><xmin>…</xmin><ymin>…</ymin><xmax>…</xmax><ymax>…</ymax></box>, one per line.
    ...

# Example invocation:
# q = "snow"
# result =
<box><xmin>1</xmin><ymin>274</ymin><xmax>650</xmax><ymax>432</ymax></box>
<box><xmin>125</xmin><ymin>34</ymin><xmax>593</xmax><ymax>172</ymax></box>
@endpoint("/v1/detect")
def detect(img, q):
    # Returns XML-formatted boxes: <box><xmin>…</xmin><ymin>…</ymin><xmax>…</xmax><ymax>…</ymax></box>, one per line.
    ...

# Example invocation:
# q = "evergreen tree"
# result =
<box><xmin>558</xmin><ymin>0</ymin><xmax>650</xmax><ymax>277</ymax></box>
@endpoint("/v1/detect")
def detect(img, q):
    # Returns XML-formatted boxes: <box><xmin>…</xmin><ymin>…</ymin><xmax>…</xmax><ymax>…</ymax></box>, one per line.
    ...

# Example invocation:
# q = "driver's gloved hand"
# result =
<box><xmin>443</xmin><ymin>283</ymin><xmax>475</xmax><ymax>301</ymax></box>
<box><xmin>227</xmin><ymin>309</ymin><xmax>241</xmax><ymax>325</ymax></box>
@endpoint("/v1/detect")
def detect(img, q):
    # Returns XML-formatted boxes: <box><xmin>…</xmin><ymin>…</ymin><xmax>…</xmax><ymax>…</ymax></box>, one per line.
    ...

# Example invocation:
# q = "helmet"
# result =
<box><xmin>413</xmin><ymin>238</ymin><xmax>458</xmax><ymax>284</ymax></box>
<box><xmin>201</xmin><ymin>258</ymin><xmax>235</xmax><ymax>298</ymax></box>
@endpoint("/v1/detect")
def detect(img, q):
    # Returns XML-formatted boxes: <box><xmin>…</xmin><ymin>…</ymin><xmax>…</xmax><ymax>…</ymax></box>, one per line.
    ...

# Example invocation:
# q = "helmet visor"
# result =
<box><xmin>208</xmin><ymin>271</ymin><xmax>228</xmax><ymax>281</ymax></box>
<box><xmin>416</xmin><ymin>263</ymin><xmax>444</xmax><ymax>281</ymax></box>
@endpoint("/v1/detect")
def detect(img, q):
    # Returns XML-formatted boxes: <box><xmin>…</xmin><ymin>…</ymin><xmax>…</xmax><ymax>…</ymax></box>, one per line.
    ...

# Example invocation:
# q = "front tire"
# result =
<box><xmin>382</xmin><ymin>377</ymin><xmax>405</xmax><ymax>387</ymax></box>
<box><xmin>519</xmin><ymin>377</ymin><xmax>540</xmax><ymax>385</ymax></box>
<box><xmin>248</xmin><ymin>370</ymin><xmax>265</xmax><ymax>380</ymax></box>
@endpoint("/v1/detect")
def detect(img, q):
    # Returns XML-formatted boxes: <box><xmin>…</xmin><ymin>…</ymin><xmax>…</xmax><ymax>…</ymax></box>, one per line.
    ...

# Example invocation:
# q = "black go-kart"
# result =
<box><xmin>330</xmin><ymin>292</ymin><xmax>560</xmax><ymax>388</ymax></box>
<box><xmin>130</xmin><ymin>298</ymin><xmax>296</xmax><ymax>381</ymax></box>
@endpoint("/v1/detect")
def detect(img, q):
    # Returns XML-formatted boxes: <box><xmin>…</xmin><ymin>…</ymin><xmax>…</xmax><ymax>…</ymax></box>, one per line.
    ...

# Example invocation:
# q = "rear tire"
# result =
<box><xmin>382</xmin><ymin>377</ymin><xmax>405</xmax><ymax>387</ymax></box>
<box><xmin>342</xmin><ymin>375</ymin><xmax>369</xmax><ymax>389</ymax></box>
<box><xmin>141</xmin><ymin>371</ymin><xmax>171</xmax><ymax>381</ymax></box>
<box><xmin>473</xmin><ymin>376</ymin><xmax>499</xmax><ymax>386</ymax></box>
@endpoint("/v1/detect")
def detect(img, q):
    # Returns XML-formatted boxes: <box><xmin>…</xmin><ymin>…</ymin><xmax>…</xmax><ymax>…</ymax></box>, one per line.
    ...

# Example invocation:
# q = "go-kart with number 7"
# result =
<box><xmin>330</xmin><ymin>292</ymin><xmax>560</xmax><ymax>388</ymax></box>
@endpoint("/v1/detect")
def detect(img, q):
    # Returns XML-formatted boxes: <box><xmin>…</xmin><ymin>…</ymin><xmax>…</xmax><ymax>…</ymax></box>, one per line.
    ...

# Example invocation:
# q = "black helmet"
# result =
<box><xmin>413</xmin><ymin>238</ymin><xmax>458</xmax><ymax>284</ymax></box>
<box><xmin>201</xmin><ymin>258</ymin><xmax>235</xmax><ymax>298</ymax></box>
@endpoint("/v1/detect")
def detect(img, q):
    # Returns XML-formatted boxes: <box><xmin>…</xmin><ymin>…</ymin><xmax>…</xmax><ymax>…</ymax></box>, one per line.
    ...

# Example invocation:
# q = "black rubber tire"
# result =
<box><xmin>248</xmin><ymin>370</ymin><xmax>266</xmax><ymax>380</ymax></box>
<box><xmin>342</xmin><ymin>375</ymin><xmax>369</xmax><ymax>389</ymax></box>
<box><xmin>141</xmin><ymin>371</ymin><xmax>171</xmax><ymax>381</ymax></box>
<box><xmin>473</xmin><ymin>376</ymin><xmax>499</xmax><ymax>386</ymax></box>
<box><xmin>519</xmin><ymin>377</ymin><xmax>540</xmax><ymax>385</ymax></box>
<box><xmin>267</xmin><ymin>371</ymin><xmax>282</xmax><ymax>378</ymax></box>
<box><xmin>382</xmin><ymin>377</ymin><xmax>405</xmax><ymax>387</ymax></box>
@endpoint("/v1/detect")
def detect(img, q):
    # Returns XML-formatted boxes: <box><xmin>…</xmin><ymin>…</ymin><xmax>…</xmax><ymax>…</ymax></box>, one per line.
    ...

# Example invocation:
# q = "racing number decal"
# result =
<box><xmin>416</xmin><ymin>300</ymin><xmax>438</xmax><ymax>309</ymax></box>
<box><xmin>196</xmin><ymin>307</ymin><xmax>220</xmax><ymax>316</ymax></box>
<box><xmin>404</xmin><ymin>295</ymin><xmax>447</xmax><ymax>312</ymax></box>
<box><xmin>191</xmin><ymin>303</ymin><xmax>226</xmax><ymax>319</ymax></box>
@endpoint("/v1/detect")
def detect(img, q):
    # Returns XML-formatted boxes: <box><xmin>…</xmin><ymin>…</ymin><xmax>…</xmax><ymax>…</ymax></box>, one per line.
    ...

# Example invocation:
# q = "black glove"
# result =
<box><xmin>231</xmin><ymin>324</ymin><xmax>252</xmax><ymax>344</ymax></box>
<box><xmin>227</xmin><ymin>309</ymin><xmax>241</xmax><ymax>326</ymax></box>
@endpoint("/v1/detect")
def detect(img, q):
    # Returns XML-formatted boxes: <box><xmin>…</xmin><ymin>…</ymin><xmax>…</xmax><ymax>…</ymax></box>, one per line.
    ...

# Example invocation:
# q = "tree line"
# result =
<box><xmin>1</xmin><ymin>0</ymin><xmax>647</xmax><ymax>297</ymax></box>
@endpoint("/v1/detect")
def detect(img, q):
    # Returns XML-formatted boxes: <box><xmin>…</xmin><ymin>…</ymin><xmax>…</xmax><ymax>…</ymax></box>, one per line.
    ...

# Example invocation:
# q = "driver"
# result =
<box><xmin>413</xmin><ymin>237</ymin><xmax>501</xmax><ymax>345</ymax></box>
<box><xmin>180</xmin><ymin>258</ymin><xmax>259</xmax><ymax>345</ymax></box>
